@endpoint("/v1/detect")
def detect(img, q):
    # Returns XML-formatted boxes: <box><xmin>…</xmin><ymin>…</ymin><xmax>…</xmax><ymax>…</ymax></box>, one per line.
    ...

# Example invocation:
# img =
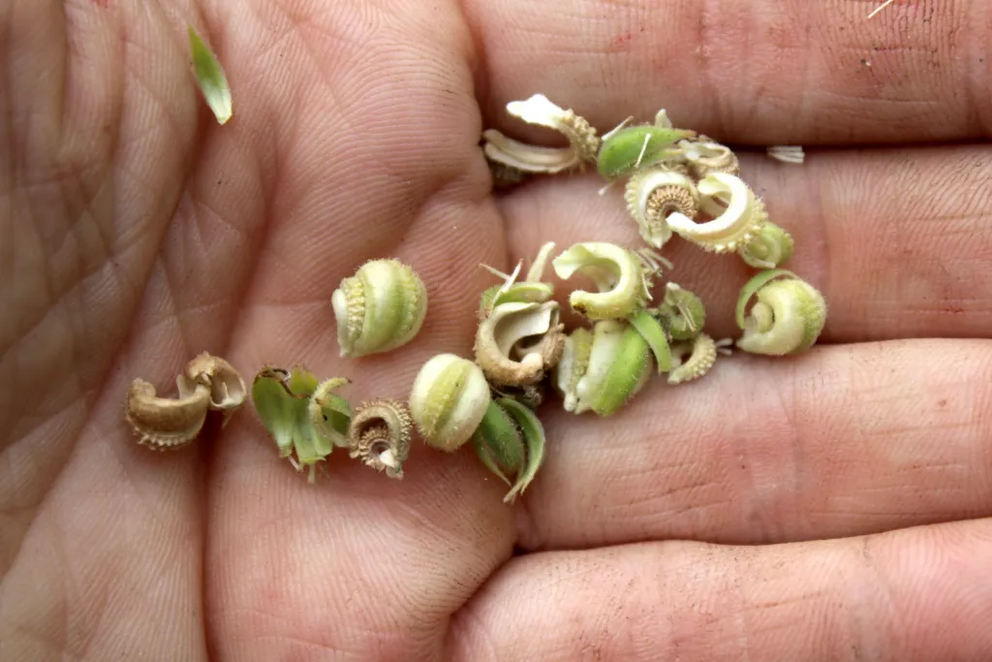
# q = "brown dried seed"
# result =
<box><xmin>347</xmin><ymin>399</ymin><xmax>413</xmax><ymax>479</ymax></box>
<box><xmin>125</xmin><ymin>352</ymin><xmax>246</xmax><ymax>450</ymax></box>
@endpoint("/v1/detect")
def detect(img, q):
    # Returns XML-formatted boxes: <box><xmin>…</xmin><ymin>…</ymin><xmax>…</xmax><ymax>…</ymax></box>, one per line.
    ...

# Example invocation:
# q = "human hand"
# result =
<box><xmin>3</xmin><ymin>1</ymin><xmax>991</xmax><ymax>660</ymax></box>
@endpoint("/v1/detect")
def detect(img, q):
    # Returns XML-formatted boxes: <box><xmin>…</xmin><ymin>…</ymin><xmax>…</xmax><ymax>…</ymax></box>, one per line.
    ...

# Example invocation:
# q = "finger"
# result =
<box><xmin>513</xmin><ymin>339</ymin><xmax>992</xmax><ymax>551</ymax></box>
<box><xmin>467</xmin><ymin>0</ymin><xmax>992</xmax><ymax>145</ymax></box>
<box><xmin>450</xmin><ymin>518</ymin><xmax>992</xmax><ymax>661</ymax></box>
<box><xmin>498</xmin><ymin>145</ymin><xmax>992</xmax><ymax>343</ymax></box>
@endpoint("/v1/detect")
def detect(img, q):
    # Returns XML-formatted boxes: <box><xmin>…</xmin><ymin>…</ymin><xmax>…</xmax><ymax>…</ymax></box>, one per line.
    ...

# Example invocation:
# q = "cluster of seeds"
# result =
<box><xmin>123</xmin><ymin>93</ymin><xmax>828</xmax><ymax>504</ymax></box>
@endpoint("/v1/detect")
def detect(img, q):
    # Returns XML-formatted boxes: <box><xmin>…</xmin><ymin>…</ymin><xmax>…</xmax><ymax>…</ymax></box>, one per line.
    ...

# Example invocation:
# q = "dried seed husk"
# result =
<box><xmin>184</xmin><ymin>353</ymin><xmax>247</xmax><ymax>423</ymax></box>
<box><xmin>488</xmin><ymin>159</ymin><xmax>530</xmax><ymax>189</ymax></box>
<box><xmin>475</xmin><ymin>301</ymin><xmax>565</xmax><ymax>386</ymax></box>
<box><xmin>126</xmin><ymin>377</ymin><xmax>210</xmax><ymax>451</ymax></box>
<box><xmin>348</xmin><ymin>399</ymin><xmax>412</xmax><ymax>479</ymax></box>
<box><xmin>125</xmin><ymin>352</ymin><xmax>246</xmax><ymax>450</ymax></box>
<box><xmin>495</xmin><ymin>383</ymin><xmax>546</xmax><ymax>411</ymax></box>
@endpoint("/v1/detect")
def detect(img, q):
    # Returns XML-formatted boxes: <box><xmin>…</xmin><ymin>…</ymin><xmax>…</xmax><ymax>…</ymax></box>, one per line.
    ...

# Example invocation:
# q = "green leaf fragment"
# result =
<box><xmin>471</xmin><ymin>400</ymin><xmax>525</xmax><ymax>487</ymax></box>
<box><xmin>250</xmin><ymin>372</ymin><xmax>298</xmax><ymax>458</ymax></box>
<box><xmin>251</xmin><ymin>367</ymin><xmax>349</xmax><ymax>483</ymax></box>
<box><xmin>309</xmin><ymin>378</ymin><xmax>352</xmax><ymax>449</ymax></box>
<box><xmin>597</xmin><ymin>125</ymin><xmax>695</xmax><ymax>181</ymax></box>
<box><xmin>285</xmin><ymin>366</ymin><xmax>318</xmax><ymax>397</ymax></box>
<box><xmin>498</xmin><ymin>397</ymin><xmax>546</xmax><ymax>504</ymax></box>
<box><xmin>628</xmin><ymin>310</ymin><xmax>671</xmax><ymax>373</ymax></box>
<box><xmin>188</xmin><ymin>25</ymin><xmax>233</xmax><ymax>125</ymax></box>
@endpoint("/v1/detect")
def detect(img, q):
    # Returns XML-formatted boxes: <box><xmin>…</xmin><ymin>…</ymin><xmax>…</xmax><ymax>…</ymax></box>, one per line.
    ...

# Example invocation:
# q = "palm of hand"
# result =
<box><xmin>3</xmin><ymin>1</ymin><xmax>991</xmax><ymax>660</ymax></box>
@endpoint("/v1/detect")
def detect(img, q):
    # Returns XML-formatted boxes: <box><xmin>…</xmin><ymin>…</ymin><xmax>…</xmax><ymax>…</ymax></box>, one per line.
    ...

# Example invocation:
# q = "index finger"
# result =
<box><xmin>466</xmin><ymin>0</ymin><xmax>992</xmax><ymax>144</ymax></box>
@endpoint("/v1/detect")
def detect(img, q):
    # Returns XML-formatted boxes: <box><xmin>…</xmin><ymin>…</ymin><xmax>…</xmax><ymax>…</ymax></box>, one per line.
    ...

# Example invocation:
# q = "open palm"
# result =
<box><xmin>3</xmin><ymin>1</ymin><xmax>992</xmax><ymax>659</ymax></box>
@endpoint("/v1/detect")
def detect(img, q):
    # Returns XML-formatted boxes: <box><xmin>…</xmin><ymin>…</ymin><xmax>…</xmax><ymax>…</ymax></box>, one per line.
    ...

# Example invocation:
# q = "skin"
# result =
<box><xmin>2</xmin><ymin>0</ymin><xmax>991</xmax><ymax>659</ymax></box>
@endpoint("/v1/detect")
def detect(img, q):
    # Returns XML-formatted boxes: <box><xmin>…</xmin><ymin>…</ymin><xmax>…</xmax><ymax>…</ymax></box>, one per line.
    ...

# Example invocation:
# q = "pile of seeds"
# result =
<box><xmin>125</xmin><ymin>94</ymin><xmax>827</xmax><ymax>502</ymax></box>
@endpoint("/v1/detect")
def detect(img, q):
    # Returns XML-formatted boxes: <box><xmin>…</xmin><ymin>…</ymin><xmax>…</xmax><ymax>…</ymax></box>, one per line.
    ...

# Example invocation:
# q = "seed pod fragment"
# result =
<box><xmin>666</xmin><ymin>172</ymin><xmax>767</xmax><ymax>254</ymax></box>
<box><xmin>628</xmin><ymin>309</ymin><xmax>672</xmax><ymax>374</ymax></box>
<box><xmin>482</xmin><ymin>94</ymin><xmax>600</xmax><ymax>174</ymax></box>
<box><xmin>735</xmin><ymin>269</ymin><xmax>828</xmax><ymax>356</ymax></box>
<box><xmin>332</xmin><ymin>258</ymin><xmax>428</xmax><ymax>358</ymax></box>
<box><xmin>409</xmin><ymin>354</ymin><xmax>492</xmax><ymax>452</ymax></box>
<box><xmin>553</xmin><ymin>320</ymin><xmax>653</xmax><ymax>416</ymax></box>
<box><xmin>125</xmin><ymin>352</ymin><xmax>246</xmax><ymax>451</ymax></box>
<box><xmin>471</xmin><ymin>398</ymin><xmax>547</xmax><ymax>504</ymax></box>
<box><xmin>654</xmin><ymin>282</ymin><xmax>706</xmax><ymax>341</ymax></box>
<box><xmin>472</xmin><ymin>400</ymin><xmax>525</xmax><ymax>487</ymax></box>
<box><xmin>668</xmin><ymin>333</ymin><xmax>722</xmax><ymax>385</ymax></box>
<box><xmin>624</xmin><ymin>166</ymin><xmax>700</xmax><ymax>248</ymax></box>
<box><xmin>126</xmin><ymin>378</ymin><xmax>211</xmax><ymax>451</ymax></box>
<box><xmin>251</xmin><ymin>367</ymin><xmax>350</xmax><ymax>482</ymax></box>
<box><xmin>475</xmin><ymin>301</ymin><xmax>565</xmax><ymax>386</ymax></box>
<box><xmin>479</xmin><ymin>242</ymin><xmax>557</xmax><ymax>318</ymax></box>
<box><xmin>348</xmin><ymin>399</ymin><xmax>412</xmax><ymax>479</ymax></box>
<box><xmin>552</xmin><ymin>242</ymin><xmax>652</xmax><ymax>320</ymax></box>
<box><xmin>679</xmin><ymin>136</ymin><xmax>740</xmax><ymax>178</ymax></box>
<box><xmin>184</xmin><ymin>353</ymin><xmax>248</xmax><ymax>424</ymax></box>
<box><xmin>739</xmin><ymin>221</ymin><xmax>795</xmax><ymax>269</ymax></box>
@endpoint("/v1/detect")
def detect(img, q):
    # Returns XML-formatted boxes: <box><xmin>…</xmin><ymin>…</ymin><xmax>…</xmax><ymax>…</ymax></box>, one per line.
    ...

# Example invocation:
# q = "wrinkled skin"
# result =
<box><xmin>3</xmin><ymin>1</ymin><xmax>992</xmax><ymax>660</ymax></box>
